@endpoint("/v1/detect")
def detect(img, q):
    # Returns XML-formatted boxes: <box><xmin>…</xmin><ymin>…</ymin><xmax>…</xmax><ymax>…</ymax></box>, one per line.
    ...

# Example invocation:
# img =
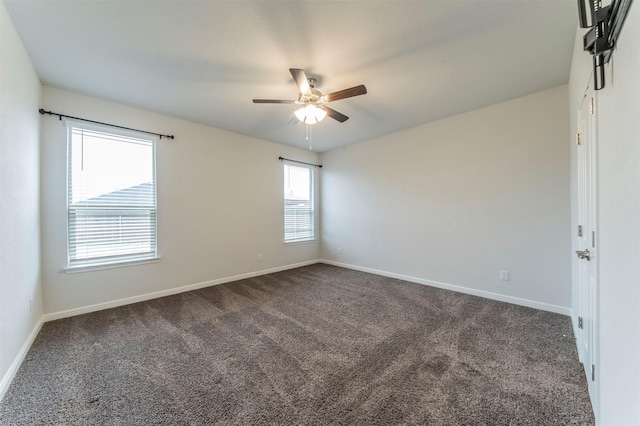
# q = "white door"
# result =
<box><xmin>576</xmin><ymin>77</ymin><xmax>598</xmax><ymax>409</ymax></box>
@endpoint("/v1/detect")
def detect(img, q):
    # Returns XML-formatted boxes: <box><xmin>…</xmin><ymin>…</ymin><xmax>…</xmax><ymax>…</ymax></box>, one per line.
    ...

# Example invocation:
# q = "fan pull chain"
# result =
<box><xmin>306</xmin><ymin>124</ymin><xmax>312</xmax><ymax>150</ymax></box>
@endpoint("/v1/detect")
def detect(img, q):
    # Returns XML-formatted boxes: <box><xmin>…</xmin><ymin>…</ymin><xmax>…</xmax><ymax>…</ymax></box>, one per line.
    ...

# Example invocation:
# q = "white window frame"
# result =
<box><xmin>283</xmin><ymin>162</ymin><xmax>315</xmax><ymax>243</ymax></box>
<box><xmin>64</xmin><ymin>121</ymin><xmax>159</xmax><ymax>272</ymax></box>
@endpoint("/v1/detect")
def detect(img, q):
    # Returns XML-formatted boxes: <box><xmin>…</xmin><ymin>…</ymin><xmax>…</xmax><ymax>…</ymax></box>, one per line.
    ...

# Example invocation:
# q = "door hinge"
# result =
<box><xmin>578</xmin><ymin>317</ymin><xmax>584</xmax><ymax>329</ymax></box>
<box><xmin>592</xmin><ymin>364</ymin><xmax>596</xmax><ymax>381</ymax></box>
<box><xmin>576</xmin><ymin>132</ymin><xmax>582</xmax><ymax>145</ymax></box>
<box><xmin>592</xmin><ymin>231</ymin><xmax>596</xmax><ymax>248</ymax></box>
<box><xmin>590</xmin><ymin>97</ymin><xmax>595</xmax><ymax>115</ymax></box>
<box><xmin>578</xmin><ymin>225</ymin><xmax>583</xmax><ymax>237</ymax></box>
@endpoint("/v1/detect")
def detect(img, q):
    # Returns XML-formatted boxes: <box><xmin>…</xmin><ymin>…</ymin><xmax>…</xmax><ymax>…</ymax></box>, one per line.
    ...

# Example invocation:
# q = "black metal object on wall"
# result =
<box><xmin>577</xmin><ymin>0</ymin><xmax>634</xmax><ymax>90</ymax></box>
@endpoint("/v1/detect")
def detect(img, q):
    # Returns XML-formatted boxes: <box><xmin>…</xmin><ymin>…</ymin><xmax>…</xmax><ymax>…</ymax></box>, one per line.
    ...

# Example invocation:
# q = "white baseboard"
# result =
<box><xmin>320</xmin><ymin>259</ymin><xmax>571</xmax><ymax>316</ymax></box>
<box><xmin>0</xmin><ymin>318</ymin><xmax>43</xmax><ymax>403</ymax></box>
<box><xmin>44</xmin><ymin>258</ymin><xmax>572</xmax><ymax>322</ymax></box>
<box><xmin>43</xmin><ymin>259</ymin><xmax>322</xmax><ymax>322</ymax></box>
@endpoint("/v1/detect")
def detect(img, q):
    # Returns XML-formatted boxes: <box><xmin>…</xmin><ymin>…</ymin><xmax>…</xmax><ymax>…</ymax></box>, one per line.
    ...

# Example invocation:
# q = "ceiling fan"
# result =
<box><xmin>253</xmin><ymin>68</ymin><xmax>367</xmax><ymax>125</ymax></box>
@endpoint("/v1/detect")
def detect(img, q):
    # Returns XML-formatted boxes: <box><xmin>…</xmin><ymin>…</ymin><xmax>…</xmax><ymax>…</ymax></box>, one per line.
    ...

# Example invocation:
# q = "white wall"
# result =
<box><xmin>568</xmin><ymin>4</ymin><xmax>640</xmax><ymax>424</ymax></box>
<box><xmin>40</xmin><ymin>87</ymin><xmax>320</xmax><ymax>315</ymax></box>
<box><xmin>0</xmin><ymin>1</ymin><xmax>43</xmax><ymax>399</ymax></box>
<box><xmin>320</xmin><ymin>86</ymin><xmax>571</xmax><ymax>312</ymax></box>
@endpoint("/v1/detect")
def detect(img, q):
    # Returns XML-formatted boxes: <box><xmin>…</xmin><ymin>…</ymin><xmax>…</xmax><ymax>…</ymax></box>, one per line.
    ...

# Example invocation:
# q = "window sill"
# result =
<box><xmin>63</xmin><ymin>256</ymin><xmax>161</xmax><ymax>274</ymax></box>
<box><xmin>284</xmin><ymin>239</ymin><xmax>317</xmax><ymax>246</ymax></box>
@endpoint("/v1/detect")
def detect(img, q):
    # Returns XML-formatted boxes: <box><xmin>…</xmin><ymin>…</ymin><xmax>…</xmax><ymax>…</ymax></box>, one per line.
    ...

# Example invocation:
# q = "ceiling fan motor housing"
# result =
<box><xmin>298</xmin><ymin>88</ymin><xmax>326</xmax><ymax>106</ymax></box>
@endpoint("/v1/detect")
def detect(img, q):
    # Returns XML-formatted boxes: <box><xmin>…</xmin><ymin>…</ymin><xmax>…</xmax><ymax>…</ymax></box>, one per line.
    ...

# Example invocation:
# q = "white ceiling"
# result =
<box><xmin>5</xmin><ymin>0</ymin><xmax>578</xmax><ymax>152</ymax></box>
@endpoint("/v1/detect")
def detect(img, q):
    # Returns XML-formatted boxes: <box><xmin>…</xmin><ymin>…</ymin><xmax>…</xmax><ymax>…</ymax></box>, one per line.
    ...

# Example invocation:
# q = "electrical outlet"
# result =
<box><xmin>338</xmin><ymin>247</ymin><xmax>342</xmax><ymax>254</ymax></box>
<box><xmin>257</xmin><ymin>254</ymin><xmax>262</xmax><ymax>262</ymax></box>
<box><xmin>500</xmin><ymin>270</ymin><xmax>509</xmax><ymax>281</ymax></box>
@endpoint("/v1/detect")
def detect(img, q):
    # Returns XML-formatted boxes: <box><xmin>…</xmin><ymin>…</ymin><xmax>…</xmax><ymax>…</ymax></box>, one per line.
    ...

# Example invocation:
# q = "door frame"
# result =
<box><xmin>576</xmin><ymin>73</ymin><xmax>599</xmax><ymax>417</ymax></box>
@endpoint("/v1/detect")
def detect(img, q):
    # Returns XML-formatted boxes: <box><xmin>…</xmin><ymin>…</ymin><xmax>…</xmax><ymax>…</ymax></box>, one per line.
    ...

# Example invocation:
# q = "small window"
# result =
<box><xmin>284</xmin><ymin>163</ymin><xmax>314</xmax><ymax>243</ymax></box>
<box><xmin>67</xmin><ymin>126</ymin><xmax>157</xmax><ymax>269</ymax></box>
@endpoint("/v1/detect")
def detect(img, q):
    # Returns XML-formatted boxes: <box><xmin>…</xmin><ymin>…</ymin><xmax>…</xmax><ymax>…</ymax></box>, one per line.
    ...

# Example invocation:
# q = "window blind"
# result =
<box><xmin>67</xmin><ymin>127</ymin><xmax>157</xmax><ymax>268</ymax></box>
<box><xmin>284</xmin><ymin>163</ymin><xmax>314</xmax><ymax>242</ymax></box>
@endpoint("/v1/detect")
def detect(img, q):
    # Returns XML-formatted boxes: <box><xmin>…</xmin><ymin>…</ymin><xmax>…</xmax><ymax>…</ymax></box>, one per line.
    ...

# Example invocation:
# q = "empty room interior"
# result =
<box><xmin>1</xmin><ymin>0</ymin><xmax>639</xmax><ymax>424</ymax></box>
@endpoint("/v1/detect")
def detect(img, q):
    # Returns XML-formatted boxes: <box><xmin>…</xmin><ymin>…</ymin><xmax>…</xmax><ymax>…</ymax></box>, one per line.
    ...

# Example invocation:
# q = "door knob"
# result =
<box><xmin>576</xmin><ymin>249</ymin><xmax>591</xmax><ymax>261</ymax></box>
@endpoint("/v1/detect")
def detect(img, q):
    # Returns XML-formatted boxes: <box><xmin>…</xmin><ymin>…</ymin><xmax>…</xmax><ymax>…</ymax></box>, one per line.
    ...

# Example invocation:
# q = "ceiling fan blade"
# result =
<box><xmin>288</xmin><ymin>116</ymin><xmax>299</xmax><ymax>126</ymax></box>
<box><xmin>252</xmin><ymin>99</ymin><xmax>295</xmax><ymax>104</ymax></box>
<box><xmin>323</xmin><ymin>106</ymin><xmax>349</xmax><ymax>123</ymax></box>
<box><xmin>324</xmin><ymin>85</ymin><xmax>367</xmax><ymax>103</ymax></box>
<box><xmin>290</xmin><ymin>68</ymin><xmax>312</xmax><ymax>96</ymax></box>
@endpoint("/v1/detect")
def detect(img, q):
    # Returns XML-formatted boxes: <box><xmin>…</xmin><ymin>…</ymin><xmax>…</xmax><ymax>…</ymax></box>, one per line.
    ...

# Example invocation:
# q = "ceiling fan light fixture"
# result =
<box><xmin>294</xmin><ymin>104</ymin><xmax>326</xmax><ymax>124</ymax></box>
<box><xmin>315</xmin><ymin>106</ymin><xmax>327</xmax><ymax>122</ymax></box>
<box><xmin>294</xmin><ymin>107</ymin><xmax>307</xmax><ymax>122</ymax></box>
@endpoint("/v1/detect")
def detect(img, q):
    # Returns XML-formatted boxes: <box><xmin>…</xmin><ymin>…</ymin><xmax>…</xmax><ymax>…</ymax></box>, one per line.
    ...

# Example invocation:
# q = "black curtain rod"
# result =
<box><xmin>39</xmin><ymin>109</ymin><xmax>175</xmax><ymax>140</ymax></box>
<box><xmin>278</xmin><ymin>156</ymin><xmax>322</xmax><ymax>168</ymax></box>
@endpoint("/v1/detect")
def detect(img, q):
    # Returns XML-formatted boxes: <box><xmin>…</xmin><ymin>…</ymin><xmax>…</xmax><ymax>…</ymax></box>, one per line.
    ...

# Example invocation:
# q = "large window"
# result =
<box><xmin>284</xmin><ymin>163</ymin><xmax>314</xmax><ymax>243</ymax></box>
<box><xmin>67</xmin><ymin>126</ymin><xmax>157</xmax><ymax>269</ymax></box>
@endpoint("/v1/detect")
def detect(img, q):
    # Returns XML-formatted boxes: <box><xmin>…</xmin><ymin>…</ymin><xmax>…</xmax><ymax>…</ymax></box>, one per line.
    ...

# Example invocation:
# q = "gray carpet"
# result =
<box><xmin>0</xmin><ymin>264</ymin><xmax>594</xmax><ymax>425</ymax></box>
